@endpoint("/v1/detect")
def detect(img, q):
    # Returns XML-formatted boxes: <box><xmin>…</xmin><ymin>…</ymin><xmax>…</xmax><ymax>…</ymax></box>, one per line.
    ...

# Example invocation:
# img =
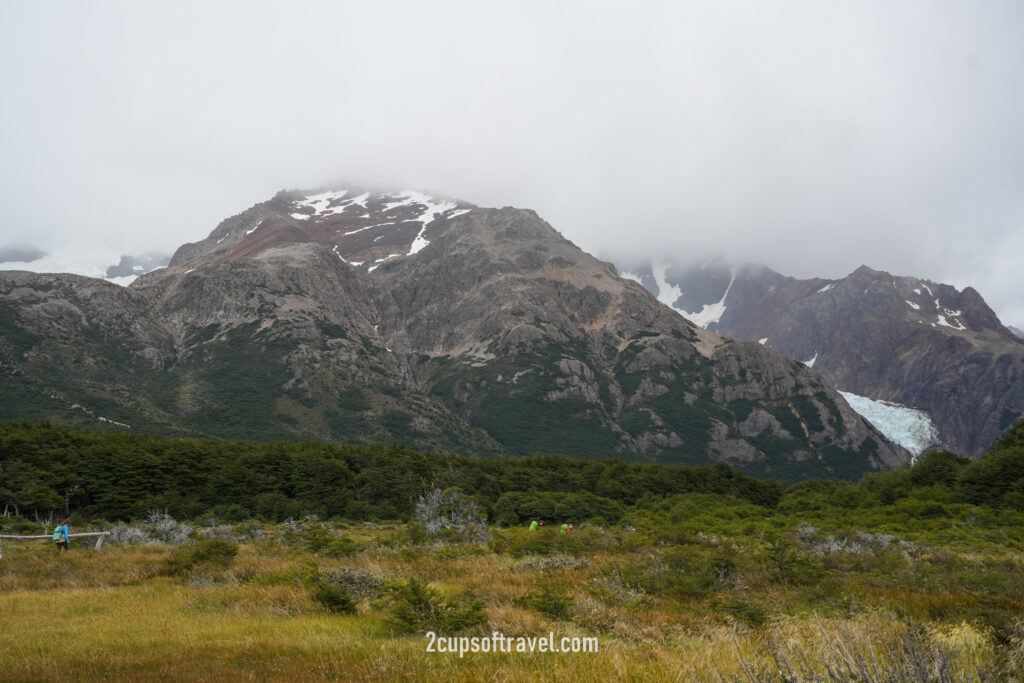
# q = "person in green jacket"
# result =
<box><xmin>529</xmin><ymin>520</ymin><xmax>539</xmax><ymax>532</ymax></box>
<box><xmin>560</xmin><ymin>523</ymin><xmax>568</xmax><ymax>534</ymax></box>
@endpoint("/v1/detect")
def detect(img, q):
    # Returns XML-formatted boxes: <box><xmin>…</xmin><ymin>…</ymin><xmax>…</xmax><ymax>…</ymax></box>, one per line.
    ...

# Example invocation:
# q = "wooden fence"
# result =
<box><xmin>0</xmin><ymin>532</ymin><xmax>111</xmax><ymax>558</ymax></box>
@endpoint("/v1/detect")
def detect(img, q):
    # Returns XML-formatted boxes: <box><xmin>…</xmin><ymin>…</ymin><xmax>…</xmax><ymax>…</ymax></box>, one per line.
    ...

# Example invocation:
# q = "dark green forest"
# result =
<box><xmin>3</xmin><ymin>418</ymin><xmax>1024</xmax><ymax>526</ymax></box>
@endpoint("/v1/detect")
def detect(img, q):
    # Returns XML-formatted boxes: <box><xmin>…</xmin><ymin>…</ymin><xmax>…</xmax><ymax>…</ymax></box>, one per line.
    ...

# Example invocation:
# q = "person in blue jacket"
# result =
<box><xmin>53</xmin><ymin>519</ymin><xmax>70</xmax><ymax>551</ymax></box>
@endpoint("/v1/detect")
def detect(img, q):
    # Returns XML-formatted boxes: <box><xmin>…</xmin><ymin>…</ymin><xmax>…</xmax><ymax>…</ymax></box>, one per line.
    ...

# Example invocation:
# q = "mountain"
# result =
<box><xmin>617</xmin><ymin>260</ymin><xmax>1024</xmax><ymax>456</ymax></box>
<box><xmin>0</xmin><ymin>188</ymin><xmax>908</xmax><ymax>482</ymax></box>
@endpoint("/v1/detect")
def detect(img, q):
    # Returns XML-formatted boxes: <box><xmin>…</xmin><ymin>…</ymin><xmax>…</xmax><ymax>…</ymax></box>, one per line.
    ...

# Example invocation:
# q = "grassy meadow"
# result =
<box><xmin>1</xmin><ymin>511</ymin><xmax>1023</xmax><ymax>682</ymax></box>
<box><xmin>4</xmin><ymin>420</ymin><xmax>1024</xmax><ymax>680</ymax></box>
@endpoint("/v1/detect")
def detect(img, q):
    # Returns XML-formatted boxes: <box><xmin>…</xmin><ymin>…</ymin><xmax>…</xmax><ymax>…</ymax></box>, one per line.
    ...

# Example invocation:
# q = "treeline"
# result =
<box><xmin>0</xmin><ymin>421</ymin><xmax>779</xmax><ymax>523</ymax></box>
<box><xmin>2</xmin><ymin>419</ymin><xmax>1023</xmax><ymax>525</ymax></box>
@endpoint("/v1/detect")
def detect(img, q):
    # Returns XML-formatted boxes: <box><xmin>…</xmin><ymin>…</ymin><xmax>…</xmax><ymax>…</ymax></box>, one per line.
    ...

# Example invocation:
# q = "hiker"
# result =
<box><xmin>560</xmin><ymin>523</ymin><xmax>568</xmax><ymax>534</ymax></box>
<box><xmin>529</xmin><ymin>520</ymin><xmax>538</xmax><ymax>532</ymax></box>
<box><xmin>567</xmin><ymin>524</ymin><xmax>573</xmax><ymax>535</ymax></box>
<box><xmin>53</xmin><ymin>519</ymin><xmax>70</xmax><ymax>551</ymax></box>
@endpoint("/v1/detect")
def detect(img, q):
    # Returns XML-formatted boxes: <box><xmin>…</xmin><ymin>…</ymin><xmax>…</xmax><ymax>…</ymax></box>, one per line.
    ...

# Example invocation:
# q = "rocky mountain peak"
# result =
<box><xmin>169</xmin><ymin>187</ymin><xmax>477</xmax><ymax>273</ymax></box>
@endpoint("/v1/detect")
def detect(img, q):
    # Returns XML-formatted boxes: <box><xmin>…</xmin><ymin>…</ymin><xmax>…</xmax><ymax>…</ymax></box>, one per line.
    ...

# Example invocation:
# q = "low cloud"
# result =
<box><xmin>1</xmin><ymin>1</ymin><xmax>1021</xmax><ymax>325</ymax></box>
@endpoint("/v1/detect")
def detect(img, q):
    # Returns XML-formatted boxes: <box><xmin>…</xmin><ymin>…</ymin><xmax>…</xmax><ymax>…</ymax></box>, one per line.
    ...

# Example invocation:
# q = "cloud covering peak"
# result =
<box><xmin>2</xmin><ymin>1</ymin><xmax>1022</xmax><ymax>326</ymax></box>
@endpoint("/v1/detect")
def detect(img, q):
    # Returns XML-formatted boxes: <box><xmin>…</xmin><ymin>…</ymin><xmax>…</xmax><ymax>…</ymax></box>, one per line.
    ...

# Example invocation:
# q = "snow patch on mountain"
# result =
<box><xmin>367</xmin><ymin>253</ymin><xmax>404</xmax><ymax>273</ymax></box>
<box><xmin>651</xmin><ymin>263</ymin><xmax>684</xmax><ymax>310</ymax></box>
<box><xmin>937</xmin><ymin>314</ymin><xmax>966</xmax><ymax>330</ymax></box>
<box><xmin>838</xmin><ymin>391</ymin><xmax>940</xmax><ymax>459</ymax></box>
<box><xmin>383</xmin><ymin>191</ymin><xmax>460</xmax><ymax>225</ymax></box>
<box><xmin>803</xmin><ymin>352</ymin><xmax>818</xmax><ymax>368</ymax></box>
<box><xmin>346</xmin><ymin>192</ymin><xmax>370</xmax><ymax>209</ymax></box>
<box><xmin>291</xmin><ymin>189</ymin><xmax>350</xmax><ymax>219</ymax></box>
<box><xmin>650</xmin><ymin>263</ymin><xmax>735</xmax><ymax>328</ymax></box>
<box><xmin>408</xmin><ymin>225</ymin><xmax>431</xmax><ymax>256</ymax></box>
<box><xmin>331</xmin><ymin>245</ymin><xmax>349</xmax><ymax>264</ymax></box>
<box><xmin>817</xmin><ymin>283</ymin><xmax>834</xmax><ymax>294</ymax></box>
<box><xmin>290</xmin><ymin>189</ymin><xmax>466</xmax><ymax>259</ymax></box>
<box><xmin>906</xmin><ymin>300</ymin><xmax>920</xmax><ymax>311</ymax></box>
<box><xmin>682</xmin><ymin>269</ymin><xmax>735</xmax><ymax>328</ymax></box>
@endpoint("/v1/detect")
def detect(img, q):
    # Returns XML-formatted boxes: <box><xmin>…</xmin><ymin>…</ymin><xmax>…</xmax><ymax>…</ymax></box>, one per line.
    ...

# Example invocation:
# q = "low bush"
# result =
<box><xmin>513</xmin><ymin>554</ymin><xmax>590</xmax><ymax>572</ymax></box>
<box><xmin>717</xmin><ymin>597</ymin><xmax>769</xmax><ymax>628</ymax></box>
<box><xmin>320</xmin><ymin>568</ymin><xmax>387</xmax><ymax>600</ymax></box>
<box><xmin>489</xmin><ymin>526</ymin><xmax>607</xmax><ymax>557</ymax></box>
<box><xmin>187</xmin><ymin>538</ymin><xmax>239</xmax><ymax>567</ymax></box>
<box><xmin>608</xmin><ymin>546</ymin><xmax>737</xmax><ymax>598</ymax></box>
<box><xmin>310</xmin><ymin>582</ymin><xmax>356</xmax><ymax>614</ymax></box>
<box><xmin>515</xmin><ymin>580</ymin><xmax>575</xmax><ymax>621</ymax></box>
<box><xmin>386</xmin><ymin>578</ymin><xmax>487</xmax><ymax>634</ymax></box>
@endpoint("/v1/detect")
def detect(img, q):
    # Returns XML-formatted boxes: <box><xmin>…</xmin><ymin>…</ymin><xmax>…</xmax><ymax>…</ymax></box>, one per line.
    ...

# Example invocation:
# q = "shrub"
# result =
<box><xmin>609</xmin><ymin>548</ymin><xmax>723</xmax><ymax>598</ymax></box>
<box><xmin>301</xmin><ymin>525</ymin><xmax>361</xmax><ymax>556</ymax></box>
<box><xmin>434</xmin><ymin>545</ymin><xmax>488</xmax><ymax>560</ymax></box>
<box><xmin>513</xmin><ymin>554</ymin><xmax>590</xmax><ymax>572</ymax></box>
<box><xmin>248</xmin><ymin>561</ymin><xmax>320</xmax><ymax>588</ymax></box>
<box><xmin>146</xmin><ymin>511</ymin><xmax>193</xmax><ymax>545</ymax></box>
<box><xmin>718</xmin><ymin>597</ymin><xmax>768</xmax><ymax>628</ymax></box>
<box><xmin>311</xmin><ymin>582</ymin><xmax>356</xmax><ymax>614</ymax></box>
<box><xmin>323</xmin><ymin>536</ymin><xmax>360</xmax><ymax>557</ymax></box>
<box><xmin>0</xmin><ymin>516</ymin><xmax>45</xmax><ymax>535</ymax></box>
<box><xmin>108</xmin><ymin>521</ymin><xmax>149</xmax><ymax>545</ymax></box>
<box><xmin>303</xmin><ymin>526</ymin><xmax>336</xmax><ymax>553</ymax></box>
<box><xmin>185</xmin><ymin>538</ymin><xmax>239</xmax><ymax>568</ymax></box>
<box><xmin>386</xmin><ymin>578</ymin><xmax>487</xmax><ymax>634</ymax></box>
<box><xmin>515</xmin><ymin>580</ymin><xmax>574</xmax><ymax>621</ymax></box>
<box><xmin>414</xmin><ymin>488</ymin><xmax>489</xmax><ymax>544</ymax></box>
<box><xmin>489</xmin><ymin>526</ymin><xmax>605</xmax><ymax>557</ymax></box>
<box><xmin>321</xmin><ymin>568</ymin><xmax>386</xmax><ymax>600</ymax></box>
<box><xmin>764</xmin><ymin>536</ymin><xmax>826</xmax><ymax>586</ymax></box>
<box><xmin>405</xmin><ymin>521</ymin><xmax>429</xmax><ymax>545</ymax></box>
<box><xmin>165</xmin><ymin>538</ymin><xmax>238</xmax><ymax>577</ymax></box>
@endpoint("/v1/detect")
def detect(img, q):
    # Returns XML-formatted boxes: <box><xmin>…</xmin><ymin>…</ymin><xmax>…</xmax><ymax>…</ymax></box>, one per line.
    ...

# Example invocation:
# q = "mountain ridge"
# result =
<box><xmin>0</xmin><ymin>187</ymin><xmax>908</xmax><ymax>482</ymax></box>
<box><xmin>616</xmin><ymin>258</ymin><xmax>1024</xmax><ymax>456</ymax></box>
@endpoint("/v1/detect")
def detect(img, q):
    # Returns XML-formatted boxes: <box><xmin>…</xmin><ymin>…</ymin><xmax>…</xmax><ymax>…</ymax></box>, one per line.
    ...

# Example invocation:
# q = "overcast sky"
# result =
<box><xmin>2</xmin><ymin>1</ymin><xmax>1022</xmax><ymax>326</ymax></box>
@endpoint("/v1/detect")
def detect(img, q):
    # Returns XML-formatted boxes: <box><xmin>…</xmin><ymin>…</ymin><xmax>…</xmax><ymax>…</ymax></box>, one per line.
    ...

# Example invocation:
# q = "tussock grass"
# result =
<box><xmin>1</xmin><ymin>530</ymin><xmax>1020</xmax><ymax>681</ymax></box>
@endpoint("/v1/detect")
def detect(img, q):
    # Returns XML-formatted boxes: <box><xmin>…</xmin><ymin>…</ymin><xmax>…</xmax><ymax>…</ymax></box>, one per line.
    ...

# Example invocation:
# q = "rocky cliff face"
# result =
<box><xmin>619</xmin><ymin>259</ymin><xmax>1024</xmax><ymax>456</ymax></box>
<box><xmin>0</xmin><ymin>189</ymin><xmax>908</xmax><ymax>481</ymax></box>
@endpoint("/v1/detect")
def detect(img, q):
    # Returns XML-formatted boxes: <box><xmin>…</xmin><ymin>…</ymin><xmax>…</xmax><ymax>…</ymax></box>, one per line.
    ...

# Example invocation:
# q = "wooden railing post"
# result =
<box><xmin>0</xmin><ymin>532</ymin><xmax>111</xmax><ymax>557</ymax></box>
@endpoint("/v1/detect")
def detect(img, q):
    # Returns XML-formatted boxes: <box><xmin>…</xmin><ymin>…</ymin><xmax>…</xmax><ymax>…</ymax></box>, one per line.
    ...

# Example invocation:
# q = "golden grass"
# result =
<box><xmin>0</xmin><ymin>540</ymin><xmax>1014</xmax><ymax>681</ymax></box>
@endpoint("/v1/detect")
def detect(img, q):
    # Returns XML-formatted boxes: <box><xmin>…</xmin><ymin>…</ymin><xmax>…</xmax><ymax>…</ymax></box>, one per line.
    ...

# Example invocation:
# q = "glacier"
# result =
<box><xmin>838</xmin><ymin>391</ymin><xmax>940</xmax><ymax>459</ymax></box>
